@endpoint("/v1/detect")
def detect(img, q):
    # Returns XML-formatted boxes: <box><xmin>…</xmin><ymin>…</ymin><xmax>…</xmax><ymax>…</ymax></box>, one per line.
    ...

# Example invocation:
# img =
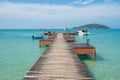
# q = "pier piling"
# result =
<box><xmin>23</xmin><ymin>33</ymin><xmax>92</xmax><ymax>80</ymax></box>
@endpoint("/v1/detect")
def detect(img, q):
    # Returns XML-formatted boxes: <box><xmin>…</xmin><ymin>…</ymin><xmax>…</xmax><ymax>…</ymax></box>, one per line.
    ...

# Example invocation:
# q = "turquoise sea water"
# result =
<box><xmin>0</xmin><ymin>29</ymin><xmax>120</xmax><ymax>80</ymax></box>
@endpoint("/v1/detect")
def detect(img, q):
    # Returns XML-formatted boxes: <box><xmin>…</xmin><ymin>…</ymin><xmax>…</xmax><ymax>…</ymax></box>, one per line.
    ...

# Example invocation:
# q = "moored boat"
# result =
<box><xmin>77</xmin><ymin>29</ymin><xmax>90</xmax><ymax>36</ymax></box>
<box><xmin>32</xmin><ymin>35</ymin><xmax>44</xmax><ymax>39</ymax></box>
<box><xmin>64</xmin><ymin>28</ymin><xmax>68</xmax><ymax>31</ymax></box>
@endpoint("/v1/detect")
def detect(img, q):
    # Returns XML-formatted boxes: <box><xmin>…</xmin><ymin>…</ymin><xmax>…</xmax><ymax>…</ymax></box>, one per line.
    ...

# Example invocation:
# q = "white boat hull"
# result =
<box><xmin>78</xmin><ymin>30</ymin><xmax>90</xmax><ymax>36</ymax></box>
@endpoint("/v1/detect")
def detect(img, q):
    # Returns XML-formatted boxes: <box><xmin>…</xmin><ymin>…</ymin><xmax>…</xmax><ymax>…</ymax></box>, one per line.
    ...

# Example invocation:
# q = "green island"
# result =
<box><xmin>73</xmin><ymin>23</ymin><xmax>110</xmax><ymax>30</ymax></box>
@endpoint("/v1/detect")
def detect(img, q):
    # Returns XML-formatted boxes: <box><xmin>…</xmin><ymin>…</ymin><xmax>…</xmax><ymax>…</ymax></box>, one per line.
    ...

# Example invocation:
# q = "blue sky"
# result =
<box><xmin>0</xmin><ymin>0</ymin><xmax>120</xmax><ymax>29</ymax></box>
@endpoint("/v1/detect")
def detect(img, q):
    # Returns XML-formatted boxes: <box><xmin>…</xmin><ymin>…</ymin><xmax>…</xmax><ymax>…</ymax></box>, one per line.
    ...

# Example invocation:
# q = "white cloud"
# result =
<box><xmin>71</xmin><ymin>0</ymin><xmax>94</xmax><ymax>5</ymax></box>
<box><xmin>0</xmin><ymin>2</ymin><xmax>120</xmax><ymax>26</ymax></box>
<box><xmin>0</xmin><ymin>2</ymin><xmax>120</xmax><ymax>22</ymax></box>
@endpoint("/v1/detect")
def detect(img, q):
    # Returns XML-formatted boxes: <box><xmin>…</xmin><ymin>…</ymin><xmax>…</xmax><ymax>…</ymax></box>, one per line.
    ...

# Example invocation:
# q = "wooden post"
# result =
<box><xmin>92</xmin><ymin>49</ymin><xmax>96</xmax><ymax>60</ymax></box>
<box><xmin>87</xmin><ymin>39</ymin><xmax>90</xmax><ymax>46</ymax></box>
<box><xmin>39</xmin><ymin>44</ymin><xmax>41</xmax><ymax>48</ymax></box>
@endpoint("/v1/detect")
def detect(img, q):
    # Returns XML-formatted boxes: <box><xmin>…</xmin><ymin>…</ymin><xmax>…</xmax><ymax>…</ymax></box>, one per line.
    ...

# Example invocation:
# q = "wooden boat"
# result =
<box><xmin>32</xmin><ymin>35</ymin><xmax>43</xmax><ymax>39</ymax></box>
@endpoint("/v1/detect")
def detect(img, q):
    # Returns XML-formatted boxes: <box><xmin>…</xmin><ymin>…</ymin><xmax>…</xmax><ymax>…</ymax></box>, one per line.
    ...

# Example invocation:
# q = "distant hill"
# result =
<box><xmin>73</xmin><ymin>24</ymin><xmax>110</xmax><ymax>30</ymax></box>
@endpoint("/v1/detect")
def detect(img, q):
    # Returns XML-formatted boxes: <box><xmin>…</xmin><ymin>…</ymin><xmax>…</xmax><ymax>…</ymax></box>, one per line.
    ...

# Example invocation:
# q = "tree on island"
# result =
<box><xmin>73</xmin><ymin>23</ymin><xmax>110</xmax><ymax>30</ymax></box>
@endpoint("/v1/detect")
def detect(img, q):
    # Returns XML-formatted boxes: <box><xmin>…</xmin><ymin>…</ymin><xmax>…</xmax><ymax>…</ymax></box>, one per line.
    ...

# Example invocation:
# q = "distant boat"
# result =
<box><xmin>32</xmin><ymin>35</ymin><xmax>44</xmax><ymax>39</ymax></box>
<box><xmin>64</xmin><ymin>28</ymin><xmax>68</xmax><ymax>30</ymax></box>
<box><xmin>77</xmin><ymin>29</ymin><xmax>90</xmax><ymax>36</ymax></box>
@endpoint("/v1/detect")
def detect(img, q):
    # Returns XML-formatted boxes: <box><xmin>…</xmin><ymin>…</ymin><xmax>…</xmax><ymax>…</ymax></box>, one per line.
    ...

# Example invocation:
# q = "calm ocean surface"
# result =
<box><xmin>0</xmin><ymin>29</ymin><xmax>120</xmax><ymax>80</ymax></box>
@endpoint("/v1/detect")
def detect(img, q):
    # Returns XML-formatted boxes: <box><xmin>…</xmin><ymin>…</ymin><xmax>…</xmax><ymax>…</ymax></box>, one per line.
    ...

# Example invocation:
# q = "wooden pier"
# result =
<box><xmin>72</xmin><ymin>43</ymin><xmax>96</xmax><ymax>60</ymax></box>
<box><xmin>63</xmin><ymin>33</ymin><xmax>70</xmax><ymax>37</ymax></box>
<box><xmin>65</xmin><ymin>36</ymin><xmax>76</xmax><ymax>42</ymax></box>
<box><xmin>48</xmin><ymin>35</ymin><xmax>56</xmax><ymax>39</ymax></box>
<box><xmin>63</xmin><ymin>32</ymin><xmax>77</xmax><ymax>35</ymax></box>
<box><xmin>23</xmin><ymin>33</ymin><xmax>92</xmax><ymax>80</ymax></box>
<box><xmin>39</xmin><ymin>39</ymin><xmax>53</xmax><ymax>47</ymax></box>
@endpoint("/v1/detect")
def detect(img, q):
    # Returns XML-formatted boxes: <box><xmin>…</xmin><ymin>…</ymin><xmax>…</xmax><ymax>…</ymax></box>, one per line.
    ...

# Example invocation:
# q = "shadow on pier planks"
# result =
<box><xmin>23</xmin><ymin>33</ymin><xmax>92</xmax><ymax>80</ymax></box>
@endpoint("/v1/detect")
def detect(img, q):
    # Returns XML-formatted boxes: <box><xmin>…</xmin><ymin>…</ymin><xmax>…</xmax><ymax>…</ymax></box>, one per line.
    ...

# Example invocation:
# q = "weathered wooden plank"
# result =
<box><xmin>23</xmin><ymin>33</ymin><xmax>92</xmax><ymax>80</ymax></box>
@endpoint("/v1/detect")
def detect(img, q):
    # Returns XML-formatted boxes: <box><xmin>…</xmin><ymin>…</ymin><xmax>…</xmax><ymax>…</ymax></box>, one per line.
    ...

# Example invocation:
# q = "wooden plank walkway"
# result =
<box><xmin>72</xmin><ymin>43</ymin><xmax>96</xmax><ymax>60</ymax></box>
<box><xmin>23</xmin><ymin>33</ymin><xmax>92</xmax><ymax>80</ymax></box>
